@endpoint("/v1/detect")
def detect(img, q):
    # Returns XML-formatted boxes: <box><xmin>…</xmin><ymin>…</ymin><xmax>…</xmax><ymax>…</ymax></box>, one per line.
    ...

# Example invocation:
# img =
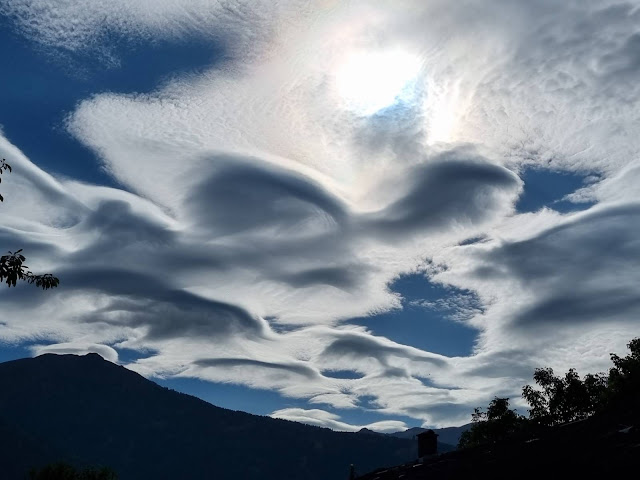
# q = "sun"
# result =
<box><xmin>334</xmin><ymin>50</ymin><xmax>422</xmax><ymax>115</ymax></box>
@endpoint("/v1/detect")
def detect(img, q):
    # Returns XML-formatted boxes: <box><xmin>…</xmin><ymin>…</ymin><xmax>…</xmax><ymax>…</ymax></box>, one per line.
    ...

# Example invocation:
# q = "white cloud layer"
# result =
<box><xmin>1</xmin><ymin>0</ymin><xmax>639</xmax><ymax>429</ymax></box>
<box><xmin>270</xmin><ymin>408</ymin><xmax>408</xmax><ymax>433</ymax></box>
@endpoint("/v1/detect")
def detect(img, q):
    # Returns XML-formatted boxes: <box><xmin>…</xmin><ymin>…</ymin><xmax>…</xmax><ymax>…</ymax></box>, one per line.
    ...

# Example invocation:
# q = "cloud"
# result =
<box><xmin>31</xmin><ymin>342</ymin><xmax>119</xmax><ymax>363</ymax></box>
<box><xmin>1</xmin><ymin>0</ymin><xmax>640</xmax><ymax>430</ymax></box>
<box><xmin>365</xmin><ymin>149</ymin><xmax>520</xmax><ymax>238</ymax></box>
<box><xmin>480</xmin><ymin>204</ymin><xmax>640</xmax><ymax>329</ymax></box>
<box><xmin>196</xmin><ymin>357</ymin><xmax>321</xmax><ymax>381</ymax></box>
<box><xmin>321</xmin><ymin>330</ymin><xmax>448</xmax><ymax>371</ymax></box>
<box><xmin>270</xmin><ymin>408</ymin><xmax>408</xmax><ymax>433</ymax></box>
<box><xmin>185</xmin><ymin>155</ymin><xmax>349</xmax><ymax>236</ymax></box>
<box><xmin>422</xmin><ymin>202</ymin><xmax>640</xmax><ymax>400</ymax></box>
<box><xmin>0</xmin><ymin>0</ymin><xmax>306</xmax><ymax>58</ymax></box>
<box><xmin>76</xmin><ymin>276</ymin><xmax>270</xmax><ymax>341</ymax></box>
<box><xmin>0</xmin><ymin>136</ymin><xmax>87</xmax><ymax>229</ymax></box>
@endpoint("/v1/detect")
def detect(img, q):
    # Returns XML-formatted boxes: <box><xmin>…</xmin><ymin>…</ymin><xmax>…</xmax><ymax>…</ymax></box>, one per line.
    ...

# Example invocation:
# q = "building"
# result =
<box><xmin>417</xmin><ymin>430</ymin><xmax>438</xmax><ymax>458</ymax></box>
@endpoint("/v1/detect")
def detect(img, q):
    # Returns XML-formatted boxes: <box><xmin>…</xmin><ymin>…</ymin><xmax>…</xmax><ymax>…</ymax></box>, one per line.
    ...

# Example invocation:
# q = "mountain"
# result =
<box><xmin>0</xmin><ymin>353</ymin><xmax>417</xmax><ymax>480</ymax></box>
<box><xmin>389</xmin><ymin>425</ymin><xmax>470</xmax><ymax>448</ymax></box>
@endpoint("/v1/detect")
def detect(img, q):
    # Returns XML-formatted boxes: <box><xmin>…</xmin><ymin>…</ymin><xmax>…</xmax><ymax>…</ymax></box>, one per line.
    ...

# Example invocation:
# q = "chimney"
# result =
<box><xmin>417</xmin><ymin>430</ymin><xmax>438</xmax><ymax>458</ymax></box>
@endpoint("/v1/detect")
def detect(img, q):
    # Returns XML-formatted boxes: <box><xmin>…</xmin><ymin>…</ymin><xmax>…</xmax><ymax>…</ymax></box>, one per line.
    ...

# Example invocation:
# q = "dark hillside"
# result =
<box><xmin>0</xmin><ymin>353</ymin><xmax>416</xmax><ymax>480</ymax></box>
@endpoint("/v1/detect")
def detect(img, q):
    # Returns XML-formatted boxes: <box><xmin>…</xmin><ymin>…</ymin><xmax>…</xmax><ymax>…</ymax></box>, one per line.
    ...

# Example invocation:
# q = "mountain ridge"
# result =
<box><xmin>388</xmin><ymin>425</ymin><xmax>470</xmax><ymax>447</ymax></box>
<box><xmin>0</xmin><ymin>353</ymin><xmax>418</xmax><ymax>480</ymax></box>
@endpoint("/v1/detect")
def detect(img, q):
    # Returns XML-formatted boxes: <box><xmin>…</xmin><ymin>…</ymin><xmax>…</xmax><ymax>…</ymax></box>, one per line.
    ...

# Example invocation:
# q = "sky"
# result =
<box><xmin>0</xmin><ymin>0</ymin><xmax>638</xmax><ymax>432</ymax></box>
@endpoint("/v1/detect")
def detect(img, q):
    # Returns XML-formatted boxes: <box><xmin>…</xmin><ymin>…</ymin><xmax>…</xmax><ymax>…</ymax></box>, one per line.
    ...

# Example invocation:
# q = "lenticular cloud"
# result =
<box><xmin>1</xmin><ymin>0</ymin><xmax>639</xmax><ymax>429</ymax></box>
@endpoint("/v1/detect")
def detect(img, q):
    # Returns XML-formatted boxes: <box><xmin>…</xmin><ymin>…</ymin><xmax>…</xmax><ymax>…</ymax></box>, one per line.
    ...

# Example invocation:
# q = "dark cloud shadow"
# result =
<box><xmin>277</xmin><ymin>265</ymin><xmax>371</xmax><ymax>291</ymax></box>
<box><xmin>479</xmin><ymin>204</ymin><xmax>640</xmax><ymax>329</ymax></box>
<box><xmin>321</xmin><ymin>369</ymin><xmax>365</xmax><ymax>380</ymax></box>
<box><xmin>363</xmin><ymin>149</ymin><xmax>519</xmax><ymax>238</ymax></box>
<box><xmin>321</xmin><ymin>331</ymin><xmax>447</xmax><ymax>369</ymax></box>
<box><xmin>60</xmin><ymin>267</ymin><xmax>269</xmax><ymax>340</ymax></box>
<box><xmin>186</xmin><ymin>155</ymin><xmax>348</xmax><ymax>236</ymax></box>
<box><xmin>465</xmin><ymin>349</ymin><xmax>536</xmax><ymax>379</ymax></box>
<box><xmin>195</xmin><ymin>357</ymin><xmax>320</xmax><ymax>380</ymax></box>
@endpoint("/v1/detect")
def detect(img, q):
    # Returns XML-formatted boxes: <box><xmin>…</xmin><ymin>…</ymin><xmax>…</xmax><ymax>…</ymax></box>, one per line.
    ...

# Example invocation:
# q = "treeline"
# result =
<box><xmin>28</xmin><ymin>463</ymin><xmax>117</xmax><ymax>480</ymax></box>
<box><xmin>458</xmin><ymin>337</ymin><xmax>639</xmax><ymax>449</ymax></box>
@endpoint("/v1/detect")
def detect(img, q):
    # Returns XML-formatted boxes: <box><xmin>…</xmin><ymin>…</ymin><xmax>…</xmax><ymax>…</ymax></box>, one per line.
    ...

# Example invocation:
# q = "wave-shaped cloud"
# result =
<box><xmin>1</xmin><ymin>0</ymin><xmax>639</xmax><ymax>429</ymax></box>
<box><xmin>271</xmin><ymin>407</ymin><xmax>408</xmax><ymax>433</ymax></box>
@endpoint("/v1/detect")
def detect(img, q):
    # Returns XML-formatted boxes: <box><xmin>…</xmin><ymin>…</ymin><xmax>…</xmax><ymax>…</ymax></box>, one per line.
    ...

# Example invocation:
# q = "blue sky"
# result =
<box><xmin>0</xmin><ymin>0</ymin><xmax>639</xmax><ymax>431</ymax></box>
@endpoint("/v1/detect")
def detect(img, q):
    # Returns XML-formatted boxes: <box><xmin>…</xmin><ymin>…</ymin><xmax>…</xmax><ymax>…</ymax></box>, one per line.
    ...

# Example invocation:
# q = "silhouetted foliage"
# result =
<box><xmin>608</xmin><ymin>337</ymin><xmax>640</xmax><ymax>398</ymax></box>
<box><xmin>28</xmin><ymin>463</ymin><xmax>117</xmax><ymax>480</ymax></box>
<box><xmin>459</xmin><ymin>337</ymin><xmax>639</xmax><ymax>449</ymax></box>
<box><xmin>457</xmin><ymin>397</ymin><xmax>525</xmax><ymax>449</ymax></box>
<box><xmin>0</xmin><ymin>159</ymin><xmax>59</xmax><ymax>289</ymax></box>
<box><xmin>0</xmin><ymin>250</ymin><xmax>60</xmax><ymax>289</ymax></box>
<box><xmin>0</xmin><ymin>158</ymin><xmax>12</xmax><ymax>202</ymax></box>
<box><xmin>522</xmin><ymin>367</ymin><xmax>608</xmax><ymax>427</ymax></box>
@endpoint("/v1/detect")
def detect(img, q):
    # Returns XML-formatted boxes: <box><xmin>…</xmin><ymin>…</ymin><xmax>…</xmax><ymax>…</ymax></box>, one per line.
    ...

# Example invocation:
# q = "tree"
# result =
<box><xmin>0</xmin><ymin>158</ymin><xmax>11</xmax><ymax>202</ymax></box>
<box><xmin>0</xmin><ymin>159</ymin><xmax>59</xmax><ymax>289</ymax></box>
<box><xmin>522</xmin><ymin>367</ymin><xmax>607</xmax><ymax>427</ymax></box>
<box><xmin>608</xmin><ymin>337</ymin><xmax>640</xmax><ymax>399</ymax></box>
<box><xmin>460</xmin><ymin>337</ymin><xmax>640</xmax><ymax>449</ymax></box>
<box><xmin>458</xmin><ymin>397</ymin><xmax>525</xmax><ymax>449</ymax></box>
<box><xmin>0</xmin><ymin>249</ymin><xmax>60</xmax><ymax>289</ymax></box>
<box><xmin>28</xmin><ymin>463</ymin><xmax>117</xmax><ymax>480</ymax></box>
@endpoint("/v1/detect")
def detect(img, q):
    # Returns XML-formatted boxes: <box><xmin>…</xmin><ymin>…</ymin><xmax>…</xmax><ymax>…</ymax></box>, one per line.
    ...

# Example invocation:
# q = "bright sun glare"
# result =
<box><xmin>335</xmin><ymin>50</ymin><xmax>422</xmax><ymax>115</ymax></box>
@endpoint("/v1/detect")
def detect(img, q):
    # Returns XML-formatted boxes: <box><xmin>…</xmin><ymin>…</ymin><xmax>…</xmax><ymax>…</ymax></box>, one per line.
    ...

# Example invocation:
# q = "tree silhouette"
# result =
<box><xmin>522</xmin><ymin>367</ymin><xmax>607</xmax><ymax>427</ymax></box>
<box><xmin>608</xmin><ymin>338</ymin><xmax>640</xmax><ymax>402</ymax></box>
<box><xmin>0</xmin><ymin>159</ymin><xmax>59</xmax><ymax>289</ymax></box>
<box><xmin>0</xmin><ymin>158</ymin><xmax>11</xmax><ymax>202</ymax></box>
<box><xmin>457</xmin><ymin>397</ymin><xmax>525</xmax><ymax>449</ymax></box>
<box><xmin>29</xmin><ymin>462</ymin><xmax>117</xmax><ymax>480</ymax></box>
<box><xmin>460</xmin><ymin>337</ymin><xmax>639</xmax><ymax>449</ymax></box>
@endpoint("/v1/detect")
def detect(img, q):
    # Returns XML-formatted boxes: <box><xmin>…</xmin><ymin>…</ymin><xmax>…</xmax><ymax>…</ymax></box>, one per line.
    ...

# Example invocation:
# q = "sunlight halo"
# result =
<box><xmin>334</xmin><ymin>50</ymin><xmax>422</xmax><ymax>116</ymax></box>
